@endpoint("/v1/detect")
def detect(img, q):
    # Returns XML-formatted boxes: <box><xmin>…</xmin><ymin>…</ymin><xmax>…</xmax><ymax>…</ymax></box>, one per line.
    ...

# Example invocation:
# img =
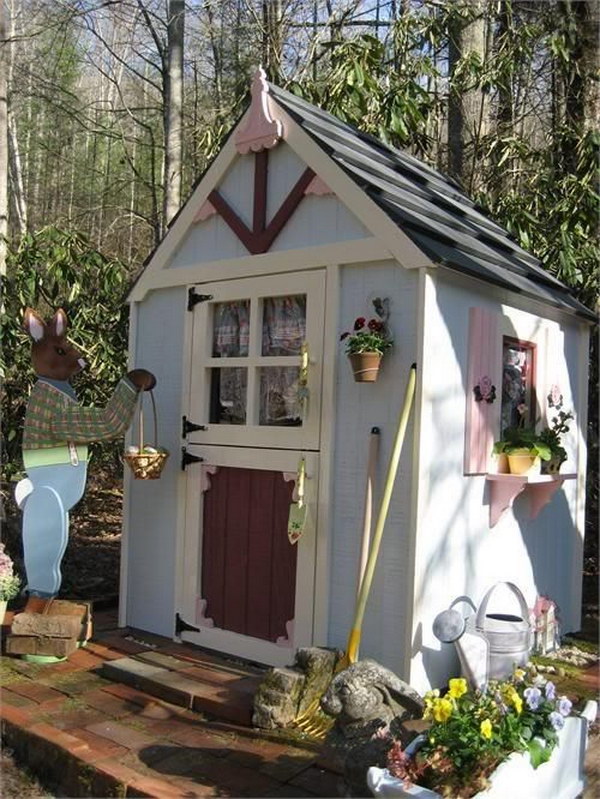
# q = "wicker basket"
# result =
<box><xmin>124</xmin><ymin>390</ymin><xmax>169</xmax><ymax>480</ymax></box>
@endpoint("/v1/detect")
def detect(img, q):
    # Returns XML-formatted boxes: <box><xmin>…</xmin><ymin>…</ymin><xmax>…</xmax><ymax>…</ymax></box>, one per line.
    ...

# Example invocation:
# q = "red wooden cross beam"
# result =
<box><xmin>208</xmin><ymin>151</ymin><xmax>315</xmax><ymax>255</ymax></box>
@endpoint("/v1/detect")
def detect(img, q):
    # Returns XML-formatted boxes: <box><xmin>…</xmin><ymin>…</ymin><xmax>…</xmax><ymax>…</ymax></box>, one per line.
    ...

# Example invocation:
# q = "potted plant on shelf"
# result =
<box><xmin>0</xmin><ymin>544</ymin><xmax>21</xmax><ymax>625</ymax></box>
<box><xmin>340</xmin><ymin>298</ymin><xmax>393</xmax><ymax>383</ymax></box>
<box><xmin>492</xmin><ymin>405</ymin><xmax>551</xmax><ymax>475</ymax></box>
<box><xmin>368</xmin><ymin>669</ymin><xmax>594</xmax><ymax>799</ymax></box>
<box><xmin>538</xmin><ymin>389</ymin><xmax>573</xmax><ymax>475</ymax></box>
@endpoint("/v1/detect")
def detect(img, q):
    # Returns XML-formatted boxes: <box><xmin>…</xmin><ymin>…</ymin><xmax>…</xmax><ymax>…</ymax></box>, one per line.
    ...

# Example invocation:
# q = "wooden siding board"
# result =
<box><xmin>410</xmin><ymin>273</ymin><xmax>583</xmax><ymax>693</ymax></box>
<box><xmin>125</xmin><ymin>288</ymin><xmax>186</xmax><ymax>637</ymax></box>
<box><xmin>270</xmin><ymin>476</ymin><xmax>297</xmax><ymax>641</ymax></box>
<box><xmin>223</xmin><ymin>468</ymin><xmax>251</xmax><ymax>635</ymax></box>
<box><xmin>327</xmin><ymin>262</ymin><xmax>418</xmax><ymax>671</ymax></box>
<box><xmin>201</xmin><ymin>465</ymin><xmax>229</xmax><ymax>628</ymax></box>
<box><xmin>245</xmin><ymin>471</ymin><xmax>276</xmax><ymax>641</ymax></box>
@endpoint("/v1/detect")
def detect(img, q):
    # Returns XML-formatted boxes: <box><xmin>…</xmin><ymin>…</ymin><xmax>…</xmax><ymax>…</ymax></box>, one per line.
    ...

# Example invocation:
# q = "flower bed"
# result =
<box><xmin>367</xmin><ymin>671</ymin><xmax>597</xmax><ymax>799</ymax></box>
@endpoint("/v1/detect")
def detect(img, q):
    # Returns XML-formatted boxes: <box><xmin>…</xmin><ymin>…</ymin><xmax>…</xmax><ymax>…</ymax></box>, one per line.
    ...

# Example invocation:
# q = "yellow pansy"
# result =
<box><xmin>513</xmin><ymin>668</ymin><xmax>526</xmax><ymax>682</ymax></box>
<box><xmin>448</xmin><ymin>678</ymin><xmax>468</xmax><ymax>699</ymax></box>
<box><xmin>512</xmin><ymin>694</ymin><xmax>523</xmax><ymax>714</ymax></box>
<box><xmin>432</xmin><ymin>698</ymin><xmax>453</xmax><ymax>723</ymax></box>
<box><xmin>480</xmin><ymin>719</ymin><xmax>493</xmax><ymax>739</ymax></box>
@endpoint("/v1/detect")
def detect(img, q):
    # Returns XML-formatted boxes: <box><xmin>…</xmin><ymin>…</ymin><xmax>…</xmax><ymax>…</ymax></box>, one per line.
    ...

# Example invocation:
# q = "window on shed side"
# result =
<box><xmin>501</xmin><ymin>337</ymin><xmax>536</xmax><ymax>435</ymax></box>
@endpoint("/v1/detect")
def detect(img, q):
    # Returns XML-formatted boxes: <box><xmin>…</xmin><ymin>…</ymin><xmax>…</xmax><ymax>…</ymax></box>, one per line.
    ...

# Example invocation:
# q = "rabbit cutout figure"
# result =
<box><xmin>17</xmin><ymin>308</ymin><xmax>156</xmax><ymax>598</ymax></box>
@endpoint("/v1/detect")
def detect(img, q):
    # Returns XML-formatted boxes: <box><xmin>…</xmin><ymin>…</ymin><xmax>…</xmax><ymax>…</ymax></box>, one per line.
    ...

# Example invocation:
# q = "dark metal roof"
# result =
<box><xmin>269</xmin><ymin>84</ymin><xmax>596</xmax><ymax>322</ymax></box>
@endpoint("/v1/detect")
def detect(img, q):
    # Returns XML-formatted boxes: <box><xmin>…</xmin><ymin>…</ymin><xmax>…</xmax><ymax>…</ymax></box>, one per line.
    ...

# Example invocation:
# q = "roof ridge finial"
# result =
<box><xmin>234</xmin><ymin>67</ymin><xmax>284</xmax><ymax>154</ymax></box>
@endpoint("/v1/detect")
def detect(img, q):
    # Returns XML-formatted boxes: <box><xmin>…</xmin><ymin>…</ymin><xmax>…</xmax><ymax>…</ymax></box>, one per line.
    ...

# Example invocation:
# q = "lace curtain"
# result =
<box><xmin>212</xmin><ymin>296</ymin><xmax>306</xmax><ymax>426</ymax></box>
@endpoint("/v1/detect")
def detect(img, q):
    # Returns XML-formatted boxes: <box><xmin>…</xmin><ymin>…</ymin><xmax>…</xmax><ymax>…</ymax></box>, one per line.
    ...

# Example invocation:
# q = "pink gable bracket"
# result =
<box><xmin>194</xmin><ymin>199</ymin><xmax>217</xmax><ymax>223</ymax></box>
<box><xmin>304</xmin><ymin>175</ymin><xmax>334</xmax><ymax>197</ymax></box>
<box><xmin>235</xmin><ymin>67</ymin><xmax>284</xmax><ymax>154</ymax></box>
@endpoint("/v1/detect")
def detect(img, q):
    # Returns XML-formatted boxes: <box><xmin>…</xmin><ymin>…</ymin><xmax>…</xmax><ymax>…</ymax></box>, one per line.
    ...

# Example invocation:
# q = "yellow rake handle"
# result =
<box><xmin>345</xmin><ymin>363</ymin><xmax>417</xmax><ymax>664</ymax></box>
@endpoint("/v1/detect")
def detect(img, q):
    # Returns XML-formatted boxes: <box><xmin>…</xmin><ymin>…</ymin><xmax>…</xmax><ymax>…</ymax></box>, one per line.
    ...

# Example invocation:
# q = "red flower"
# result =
<box><xmin>340</xmin><ymin>331</ymin><xmax>350</xmax><ymax>340</ymax></box>
<box><xmin>354</xmin><ymin>317</ymin><xmax>366</xmax><ymax>331</ymax></box>
<box><xmin>368</xmin><ymin>318</ymin><xmax>383</xmax><ymax>332</ymax></box>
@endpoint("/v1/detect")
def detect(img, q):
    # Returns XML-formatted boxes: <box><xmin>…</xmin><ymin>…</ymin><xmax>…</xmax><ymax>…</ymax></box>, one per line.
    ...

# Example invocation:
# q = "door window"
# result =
<box><xmin>189</xmin><ymin>272</ymin><xmax>324</xmax><ymax>449</ymax></box>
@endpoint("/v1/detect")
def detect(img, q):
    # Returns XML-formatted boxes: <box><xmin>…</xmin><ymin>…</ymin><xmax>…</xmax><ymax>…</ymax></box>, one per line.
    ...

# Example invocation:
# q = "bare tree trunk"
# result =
<box><xmin>0</xmin><ymin>2</ymin><xmax>8</xmax><ymax>277</ymax></box>
<box><xmin>6</xmin><ymin>0</ymin><xmax>27</xmax><ymax>234</ymax></box>
<box><xmin>262</xmin><ymin>0</ymin><xmax>283</xmax><ymax>82</ymax></box>
<box><xmin>163</xmin><ymin>0</ymin><xmax>185</xmax><ymax>226</ymax></box>
<box><xmin>447</xmin><ymin>0</ymin><xmax>490</xmax><ymax>190</ymax></box>
<box><xmin>564</xmin><ymin>0</ymin><xmax>600</xmax><ymax>133</ymax></box>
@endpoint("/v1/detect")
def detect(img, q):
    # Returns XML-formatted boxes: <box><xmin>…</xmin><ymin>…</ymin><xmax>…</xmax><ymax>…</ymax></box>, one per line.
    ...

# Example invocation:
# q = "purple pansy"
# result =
<box><xmin>524</xmin><ymin>686</ymin><xmax>542</xmax><ymax>711</ymax></box>
<box><xmin>557</xmin><ymin>696</ymin><xmax>572</xmax><ymax>717</ymax></box>
<box><xmin>545</xmin><ymin>681</ymin><xmax>556</xmax><ymax>701</ymax></box>
<box><xmin>549</xmin><ymin>711</ymin><xmax>565</xmax><ymax>731</ymax></box>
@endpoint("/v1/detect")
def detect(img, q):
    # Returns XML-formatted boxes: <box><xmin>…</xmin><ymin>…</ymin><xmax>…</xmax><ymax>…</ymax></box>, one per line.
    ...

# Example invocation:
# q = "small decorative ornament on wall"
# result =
<box><xmin>473</xmin><ymin>375</ymin><xmax>496</xmax><ymax>403</ymax></box>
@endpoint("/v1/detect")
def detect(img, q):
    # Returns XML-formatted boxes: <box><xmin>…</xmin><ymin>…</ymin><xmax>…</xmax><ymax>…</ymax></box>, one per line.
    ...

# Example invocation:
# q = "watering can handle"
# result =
<box><xmin>476</xmin><ymin>582</ymin><xmax>530</xmax><ymax>630</ymax></box>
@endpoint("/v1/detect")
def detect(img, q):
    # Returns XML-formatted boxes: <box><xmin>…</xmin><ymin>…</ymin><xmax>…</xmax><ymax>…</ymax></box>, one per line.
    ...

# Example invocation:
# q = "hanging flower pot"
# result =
<box><xmin>348</xmin><ymin>351</ymin><xmax>382</xmax><ymax>382</ymax></box>
<box><xmin>340</xmin><ymin>299</ymin><xmax>393</xmax><ymax>385</ymax></box>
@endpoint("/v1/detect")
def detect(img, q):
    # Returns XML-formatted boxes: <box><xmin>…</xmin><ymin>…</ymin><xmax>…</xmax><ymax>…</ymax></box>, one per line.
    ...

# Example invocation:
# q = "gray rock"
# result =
<box><xmin>321</xmin><ymin>659</ymin><xmax>424</xmax><ymax>797</ymax></box>
<box><xmin>252</xmin><ymin>667</ymin><xmax>305</xmax><ymax>729</ymax></box>
<box><xmin>252</xmin><ymin>647</ymin><xmax>342</xmax><ymax>730</ymax></box>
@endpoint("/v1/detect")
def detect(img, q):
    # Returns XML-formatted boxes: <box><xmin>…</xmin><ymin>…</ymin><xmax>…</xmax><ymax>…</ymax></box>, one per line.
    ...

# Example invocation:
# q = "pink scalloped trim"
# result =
<box><xmin>199</xmin><ymin>464</ymin><xmax>219</xmax><ymax>493</ymax></box>
<box><xmin>196</xmin><ymin>597</ymin><xmax>215</xmax><ymax>628</ymax></box>
<box><xmin>304</xmin><ymin>175</ymin><xmax>334</xmax><ymax>196</ymax></box>
<box><xmin>194</xmin><ymin>200</ymin><xmax>217</xmax><ymax>222</ymax></box>
<box><xmin>276</xmin><ymin>619</ymin><xmax>294</xmax><ymax>647</ymax></box>
<box><xmin>235</xmin><ymin>68</ymin><xmax>284</xmax><ymax>154</ymax></box>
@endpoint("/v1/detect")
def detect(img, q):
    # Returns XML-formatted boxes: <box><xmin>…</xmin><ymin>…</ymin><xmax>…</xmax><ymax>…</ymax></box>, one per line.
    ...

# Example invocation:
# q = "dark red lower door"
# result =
<box><xmin>201</xmin><ymin>466</ymin><xmax>297</xmax><ymax>642</ymax></box>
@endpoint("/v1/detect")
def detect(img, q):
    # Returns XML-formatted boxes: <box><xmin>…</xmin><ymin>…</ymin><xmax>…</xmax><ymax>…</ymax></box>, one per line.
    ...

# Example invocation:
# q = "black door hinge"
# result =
<box><xmin>188</xmin><ymin>288</ymin><xmax>213</xmax><ymax>310</ymax></box>
<box><xmin>175</xmin><ymin>612</ymin><xmax>201</xmax><ymax>635</ymax></box>
<box><xmin>182</xmin><ymin>416</ymin><xmax>207</xmax><ymax>437</ymax></box>
<box><xmin>181</xmin><ymin>447</ymin><xmax>203</xmax><ymax>470</ymax></box>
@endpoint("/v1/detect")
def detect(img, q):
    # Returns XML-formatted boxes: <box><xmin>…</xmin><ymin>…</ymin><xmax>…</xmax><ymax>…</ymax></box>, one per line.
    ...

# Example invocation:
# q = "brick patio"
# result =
<box><xmin>1</xmin><ymin>608</ymin><xmax>343</xmax><ymax>798</ymax></box>
<box><xmin>1</xmin><ymin>607</ymin><xmax>598</xmax><ymax>798</ymax></box>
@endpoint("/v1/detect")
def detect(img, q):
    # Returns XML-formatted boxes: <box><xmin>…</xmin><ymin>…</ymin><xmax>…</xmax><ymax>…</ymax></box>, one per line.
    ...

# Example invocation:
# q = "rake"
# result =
<box><xmin>293</xmin><ymin>364</ymin><xmax>417</xmax><ymax>738</ymax></box>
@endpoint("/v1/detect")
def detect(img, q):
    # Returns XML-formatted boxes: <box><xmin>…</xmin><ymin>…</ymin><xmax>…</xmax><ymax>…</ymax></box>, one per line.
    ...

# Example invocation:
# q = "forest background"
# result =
<box><xmin>0</xmin><ymin>0</ymin><xmax>598</xmax><ymax>598</ymax></box>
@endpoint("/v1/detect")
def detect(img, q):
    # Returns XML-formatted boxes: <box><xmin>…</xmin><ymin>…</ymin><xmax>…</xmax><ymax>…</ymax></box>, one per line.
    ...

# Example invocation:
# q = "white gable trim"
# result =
<box><xmin>129</xmin><ymin>101</ymin><xmax>434</xmax><ymax>301</ymax></box>
<box><xmin>129</xmin><ymin>237</ymin><xmax>390</xmax><ymax>301</ymax></box>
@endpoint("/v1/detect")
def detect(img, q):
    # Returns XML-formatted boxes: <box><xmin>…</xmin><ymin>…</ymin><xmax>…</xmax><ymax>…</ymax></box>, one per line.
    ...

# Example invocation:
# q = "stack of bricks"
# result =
<box><xmin>6</xmin><ymin>598</ymin><xmax>92</xmax><ymax>658</ymax></box>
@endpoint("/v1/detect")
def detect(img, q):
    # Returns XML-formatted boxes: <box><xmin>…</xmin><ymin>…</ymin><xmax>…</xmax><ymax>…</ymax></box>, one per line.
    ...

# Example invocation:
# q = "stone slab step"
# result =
<box><xmin>102</xmin><ymin>656</ymin><xmax>259</xmax><ymax>726</ymax></box>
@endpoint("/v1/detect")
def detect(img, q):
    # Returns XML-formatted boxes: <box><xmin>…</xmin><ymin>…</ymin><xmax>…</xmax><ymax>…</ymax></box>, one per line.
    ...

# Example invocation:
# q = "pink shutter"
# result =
<box><xmin>464</xmin><ymin>307</ymin><xmax>502</xmax><ymax>474</ymax></box>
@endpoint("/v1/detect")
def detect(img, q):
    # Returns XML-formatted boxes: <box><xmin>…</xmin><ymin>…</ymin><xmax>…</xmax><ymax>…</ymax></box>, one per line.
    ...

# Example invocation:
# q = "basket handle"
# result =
<box><xmin>476</xmin><ymin>582</ymin><xmax>530</xmax><ymax>630</ymax></box>
<box><xmin>136</xmin><ymin>390</ymin><xmax>159</xmax><ymax>449</ymax></box>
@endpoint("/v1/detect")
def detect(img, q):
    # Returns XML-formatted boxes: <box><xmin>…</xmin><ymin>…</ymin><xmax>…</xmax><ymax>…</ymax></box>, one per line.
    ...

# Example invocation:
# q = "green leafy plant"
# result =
<box><xmin>0</xmin><ymin>544</ymin><xmax>21</xmax><ymax>601</ymax></box>
<box><xmin>538</xmin><ymin>388</ymin><xmax>574</xmax><ymax>467</ymax></box>
<box><xmin>340</xmin><ymin>298</ymin><xmax>393</xmax><ymax>356</ymax></box>
<box><xmin>386</xmin><ymin>671</ymin><xmax>574</xmax><ymax>797</ymax></box>
<box><xmin>493</xmin><ymin>427</ymin><xmax>552</xmax><ymax>461</ymax></box>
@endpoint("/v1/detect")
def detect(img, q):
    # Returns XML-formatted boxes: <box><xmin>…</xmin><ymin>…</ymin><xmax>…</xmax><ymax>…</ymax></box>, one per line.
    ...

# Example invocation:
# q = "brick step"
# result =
<box><xmin>101</xmin><ymin>654</ymin><xmax>262</xmax><ymax>726</ymax></box>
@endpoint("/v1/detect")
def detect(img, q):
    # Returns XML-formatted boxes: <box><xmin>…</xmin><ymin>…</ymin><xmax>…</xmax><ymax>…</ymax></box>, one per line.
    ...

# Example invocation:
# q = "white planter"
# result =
<box><xmin>368</xmin><ymin>700</ymin><xmax>597</xmax><ymax>799</ymax></box>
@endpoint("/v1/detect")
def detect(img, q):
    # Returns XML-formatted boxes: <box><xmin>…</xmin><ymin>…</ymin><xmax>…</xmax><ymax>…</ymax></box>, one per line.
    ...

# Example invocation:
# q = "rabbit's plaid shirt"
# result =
<box><xmin>23</xmin><ymin>378</ymin><xmax>138</xmax><ymax>464</ymax></box>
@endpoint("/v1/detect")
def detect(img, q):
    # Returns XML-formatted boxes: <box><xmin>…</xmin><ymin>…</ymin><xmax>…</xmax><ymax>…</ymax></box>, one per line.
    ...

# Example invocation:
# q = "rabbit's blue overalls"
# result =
<box><xmin>18</xmin><ymin>380</ymin><xmax>88</xmax><ymax>598</ymax></box>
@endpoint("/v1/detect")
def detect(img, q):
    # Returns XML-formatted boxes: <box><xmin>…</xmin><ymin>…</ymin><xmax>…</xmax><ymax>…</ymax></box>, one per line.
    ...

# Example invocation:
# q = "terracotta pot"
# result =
<box><xmin>507</xmin><ymin>449</ymin><xmax>541</xmax><ymax>476</ymax></box>
<box><xmin>348</xmin><ymin>352</ymin><xmax>382</xmax><ymax>383</ymax></box>
<box><xmin>542</xmin><ymin>455</ymin><xmax>563</xmax><ymax>475</ymax></box>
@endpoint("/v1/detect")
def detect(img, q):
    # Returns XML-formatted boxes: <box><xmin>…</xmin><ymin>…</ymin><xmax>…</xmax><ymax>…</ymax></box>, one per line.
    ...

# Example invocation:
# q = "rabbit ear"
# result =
<box><xmin>23</xmin><ymin>308</ymin><xmax>46</xmax><ymax>342</ymax></box>
<box><xmin>50</xmin><ymin>308</ymin><xmax>68</xmax><ymax>336</ymax></box>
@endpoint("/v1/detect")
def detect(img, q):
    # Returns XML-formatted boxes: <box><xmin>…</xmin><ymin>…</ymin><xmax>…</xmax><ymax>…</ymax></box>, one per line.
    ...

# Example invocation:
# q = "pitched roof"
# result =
<box><xmin>269</xmin><ymin>84</ymin><xmax>596</xmax><ymax>322</ymax></box>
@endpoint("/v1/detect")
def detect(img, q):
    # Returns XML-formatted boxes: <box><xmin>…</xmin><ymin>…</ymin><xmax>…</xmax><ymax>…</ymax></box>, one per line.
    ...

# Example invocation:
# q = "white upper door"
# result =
<box><xmin>187</xmin><ymin>270</ymin><xmax>325</xmax><ymax>450</ymax></box>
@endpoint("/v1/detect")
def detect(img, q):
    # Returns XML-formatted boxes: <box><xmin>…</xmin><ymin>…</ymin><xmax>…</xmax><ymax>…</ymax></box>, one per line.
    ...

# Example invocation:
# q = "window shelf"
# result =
<box><xmin>486</xmin><ymin>473</ymin><xmax>576</xmax><ymax>528</ymax></box>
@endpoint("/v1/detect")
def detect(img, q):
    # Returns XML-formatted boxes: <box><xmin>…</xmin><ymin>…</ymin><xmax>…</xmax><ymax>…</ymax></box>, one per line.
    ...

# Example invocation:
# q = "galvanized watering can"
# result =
<box><xmin>433</xmin><ymin>583</ymin><xmax>533</xmax><ymax>686</ymax></box>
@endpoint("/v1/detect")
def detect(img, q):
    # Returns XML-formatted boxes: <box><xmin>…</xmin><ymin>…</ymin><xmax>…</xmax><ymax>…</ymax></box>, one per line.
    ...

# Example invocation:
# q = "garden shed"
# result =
<box><xmin>121</xmin><ymin>70</ymin><xmax>594</xmax><ymax>693</ymax></box>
